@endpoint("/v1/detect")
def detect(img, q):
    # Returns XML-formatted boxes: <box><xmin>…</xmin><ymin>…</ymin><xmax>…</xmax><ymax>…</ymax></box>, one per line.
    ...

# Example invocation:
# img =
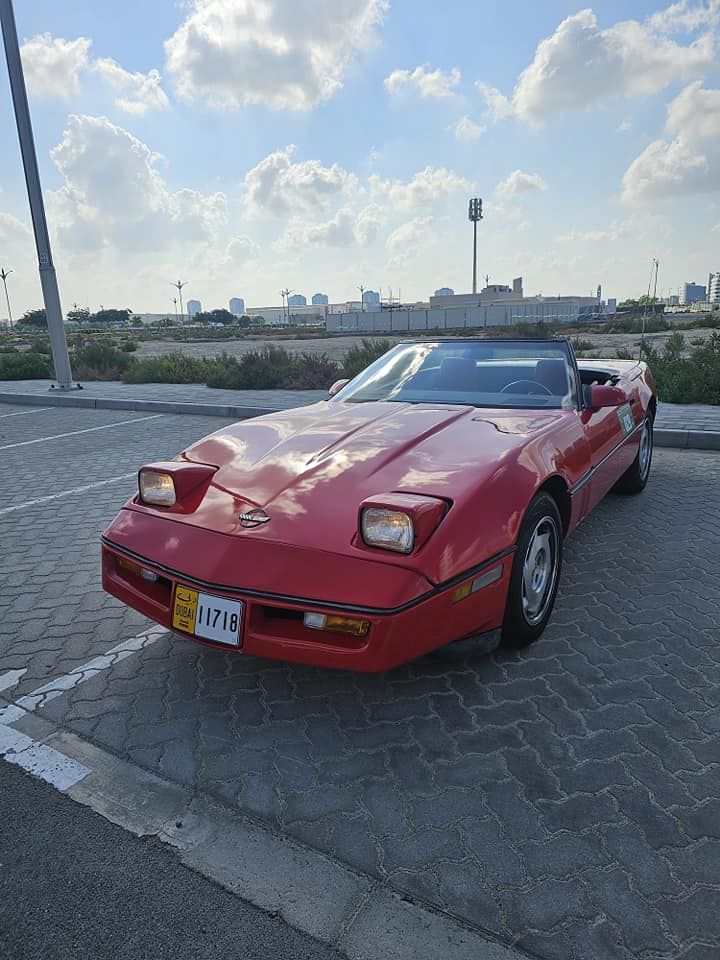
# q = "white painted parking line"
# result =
<box><xmin>0</xmin><ymin>406</ymin><xmax>51</xmax><ymax>419</ymax></box>
<box><xmin>0</xmin><ymin>472</ymin><xmax>137</xmax><ymax>516</ymax></box>
<box><xmin>0</xmin><ymin>626</ymin><xmax>166</xmax><ymax>724</ymax></box>
<box><xmin>0</xmin><ymin>724</ymin><xmax>90</xmax><ymax>790</ymax></box>
<box><xmin>0</xmin><ymin>669</ymin><xmax>27</xmax><ymax>693</ymax></box>
<box><xmin>0</xmin><ymin>413</ymin><xmax>163</xmax><ymax>450</ymax></box>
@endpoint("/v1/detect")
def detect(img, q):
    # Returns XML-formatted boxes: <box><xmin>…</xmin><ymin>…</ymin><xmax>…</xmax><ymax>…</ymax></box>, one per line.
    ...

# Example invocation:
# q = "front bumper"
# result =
<box><xmin>101</xmin><ymin>540</ymin><xmax>510</xmax><ymax>672</ymax></box>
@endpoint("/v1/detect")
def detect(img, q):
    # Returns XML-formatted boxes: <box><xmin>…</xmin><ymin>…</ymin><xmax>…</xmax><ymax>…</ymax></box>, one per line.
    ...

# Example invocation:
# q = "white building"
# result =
<box><xmin>186</xmin><ymin>299</ymin><xmax>202</xmax><ymax>318</ymax></box>
<box><xmin>311</xmin><ymin>292</ymin><xmax>328</xmax><ymax>305</ymax></box>
<box><xmin>434</xmin><ymin>287</ymin><xmax>454</xmax><ymax>297</ymax></box>
<box><xmin>287</xmin><ymin>293</ymin><xmax>307</xmax><ymax>306</ymax></box>
<box><xmin>362</xmin><ymin>290</ymin><xmax>381</xmax><ymax>307</ymax></box>
<box><xmin>708</xmin><ymin>273</ymin><xmax>720</xmax><ymax>302</ymax></box>
<box><xmin>229</xmin><ymin>297</ymin><xmax>245</xmax><ymax>315</ymax></box>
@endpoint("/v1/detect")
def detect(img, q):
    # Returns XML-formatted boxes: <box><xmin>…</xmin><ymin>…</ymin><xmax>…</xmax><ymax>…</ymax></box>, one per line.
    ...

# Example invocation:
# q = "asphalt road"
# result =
<box><xmin>2</xmin><ymin>402</ymin><xmax>720</xmax><ymax>960</ymax></box>
<box><xmin>0</xmin><ymin>761</ymin><xmax>344</xmax><ymax>960</ymax></box>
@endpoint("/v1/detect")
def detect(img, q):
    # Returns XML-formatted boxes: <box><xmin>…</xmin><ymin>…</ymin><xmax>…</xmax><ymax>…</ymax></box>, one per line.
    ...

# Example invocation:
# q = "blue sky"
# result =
<box><xmin>0</xmin><ymin>0</ymin><xmax>719</xmax><ymax>317</ymax></box>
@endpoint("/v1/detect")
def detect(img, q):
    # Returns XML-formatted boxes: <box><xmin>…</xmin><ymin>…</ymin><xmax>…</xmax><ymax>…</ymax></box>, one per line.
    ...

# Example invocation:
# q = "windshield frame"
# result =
<box><xmin>330</xmin><ymin>338</ymin><xmax>583</xmax><ymax>411</ymax></box>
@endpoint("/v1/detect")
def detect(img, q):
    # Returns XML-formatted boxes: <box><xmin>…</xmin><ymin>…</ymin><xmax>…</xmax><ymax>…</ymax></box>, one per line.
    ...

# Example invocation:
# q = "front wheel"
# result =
<box><xmin>501</xmin><ymin>493</ymin><xmax>563</xmax><ymax>649</ymax></box>
<box><xmin>614</xmin><ymin>415</ymin><xmax>653</xmax><ymax>494</ymax></box>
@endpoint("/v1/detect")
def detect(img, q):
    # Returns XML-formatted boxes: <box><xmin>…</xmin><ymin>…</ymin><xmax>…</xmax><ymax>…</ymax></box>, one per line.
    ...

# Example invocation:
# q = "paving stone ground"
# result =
<box><xmin>1</xmin><ymin>403</ymin><xmax>719</xmax><ymax>960</ymax></box>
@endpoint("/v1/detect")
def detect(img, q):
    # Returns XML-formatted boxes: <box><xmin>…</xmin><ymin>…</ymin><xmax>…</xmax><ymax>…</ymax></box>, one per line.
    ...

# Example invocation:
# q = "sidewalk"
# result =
<box><xmin>0</xmin><ymin>378</ymin><xmax>718</xmax><ymax>449</ymax></box>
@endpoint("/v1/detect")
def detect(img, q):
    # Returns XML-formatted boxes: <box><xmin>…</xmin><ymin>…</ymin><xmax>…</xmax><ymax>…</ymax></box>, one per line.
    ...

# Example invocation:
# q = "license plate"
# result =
<box><xmin>172</xmin><ymin>586</ymin><xmax>243</xmax><ymax>647</ymax></box>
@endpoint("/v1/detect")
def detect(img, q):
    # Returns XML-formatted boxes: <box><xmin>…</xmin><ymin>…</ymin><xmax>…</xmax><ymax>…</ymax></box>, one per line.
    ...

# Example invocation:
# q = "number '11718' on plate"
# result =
<box><xmin>172</xmin><ymin>585</ymin><xmax>243</xmax><ymax>647</ymax></box>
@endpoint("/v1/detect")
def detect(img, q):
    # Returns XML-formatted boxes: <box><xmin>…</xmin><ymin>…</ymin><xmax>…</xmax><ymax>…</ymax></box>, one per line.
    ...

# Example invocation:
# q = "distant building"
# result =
<box><xmin>512</xmin><ymin>277</ymin><xmax>524</xmax><ymax>297</ymax></box>
<box><xmin>287</xmin><ymin>293</ymin><xmax>306</xmax><ymax>306</ymax></box>
<box><xmin>682</xmin><ymin>282</ymin><xmax>706</xmax><ymax>305</ymax></box>
<box><xmin>311</xmin><ymin>292</ymin><xmax>329</xmax><ymax>305</ymax></box>
<box><xmin>708</xmin><ymin>273</ymin><xmax>720</xmax><ymax>302</ymax></box>
<box><xmin>186</xmin><ymin>299</ymin><xmax>202</xmax><ymax>318</ymax></box>
<box><xmin>362</xmin><ymin>290</ymin><xmax>380</xmax><ymax>306</ymax></box>
<box><xmin>663</xmin><ymin>295</ymin><xmax>680</xmax><ymax>306</ymax></box>
<box><xmin>229</xmin><ymin>297</ymin><xmax>245</xmax><ymax>315</ymax></box>
<box><xmin>434</xmin><ymin>287</ymin><xmax>454</xmax><ymax>297</ymax></box>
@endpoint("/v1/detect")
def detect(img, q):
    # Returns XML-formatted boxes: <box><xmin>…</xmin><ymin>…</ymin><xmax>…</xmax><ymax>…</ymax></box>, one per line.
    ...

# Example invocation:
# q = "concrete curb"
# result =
<box><xmin>2</xmin><ymin>710</ymin><xmax>527</xmax><ymax>960</ymax></box>
<box><xmin>1</xmin><ymin>389</ymin><xmax>719</xmax><ymax>450</ymax></box>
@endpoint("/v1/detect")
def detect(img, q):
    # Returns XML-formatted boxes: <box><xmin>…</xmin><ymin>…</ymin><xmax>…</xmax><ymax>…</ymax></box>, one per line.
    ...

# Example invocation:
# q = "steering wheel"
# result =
<box><xmin>500</xmin><ymin>379</ymin><xmax>553</xmax><ymax>396</ymax></box>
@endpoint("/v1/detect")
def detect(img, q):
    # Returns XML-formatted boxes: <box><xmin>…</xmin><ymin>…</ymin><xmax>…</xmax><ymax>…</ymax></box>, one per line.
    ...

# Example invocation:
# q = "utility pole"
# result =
<box><xmin>171</xmin><ymin>297</ymin><xmax>178</xmax><ymax>323</ymax></box>
<box><xmin>171</xmin><ymin>280</ymin><xmax>187</xmax><ymax>323</ymax></box>
<box><xmin>358</xmin><ymin>284</ymin><xmax>365</xmax><ymax>312</ymax></box>
<box><xmin>468</xmin><ymin>197</ymin><xmax>483</xmax><ymax>296</ymax></box>
<box><xmin>281</xmin><ymin>288</ymin><xmax>292</xmax><ymax>323</ymax></box>
<box><xmin>1</xmin><ymin>0</ymin><xmax>75</xmax><ymax>387</ymax></box>
<box><xmin>1</xmin><ymin>267</ymin><xmax>13</xmax><ymax>328</ymax></box>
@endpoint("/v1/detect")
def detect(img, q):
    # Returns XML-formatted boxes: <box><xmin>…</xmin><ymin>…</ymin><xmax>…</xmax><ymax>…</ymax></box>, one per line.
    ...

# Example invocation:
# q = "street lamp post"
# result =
<box><xmin>171</xmin><ymin>297</ymin><xmax>178</xmax><ymax>324</ymax></box>
<box><xmin>1</xmin><ymin>267</ymin><xmax>13</xmax><ymax>328</ymax></box>
<box><xmin>358</xmin><ymin>284</ymin><xmax>365</xmax><ymax>312</ymax></box>
<box><xmin>468</xmin><ymin>198</ymin><xmax>483</xmax><ymax>296</ymax></box>
<box><xmin>1</xmin><ymin>0</ymin><xmax>75</xmax><ymax>387</ymax></box>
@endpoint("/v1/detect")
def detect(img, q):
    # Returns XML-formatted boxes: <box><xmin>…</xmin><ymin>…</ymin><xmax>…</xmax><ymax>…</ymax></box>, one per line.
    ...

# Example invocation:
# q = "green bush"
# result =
<box><xmin>206</xmin><ymin>347</ymin><xmax>338</xmax><ymax>390</ymax></box>
<box><xmin>342</xmin><ymin>339</ymin><xmax>394</xmax><ymax>379</ymax></box>
<box><xmin>607</xmin><ymin>316</ymin><xmax>670</xmax><ymax>334</ymax></box>
<box><xmin>72</xmin><ymin>342</ymin><xmax>132</xmax><ymax>380</ymax></box>
<box><xmin>644</xmin><ymin>332</ymin><xmax>720</xmax><ymax>404</ymax></box>
<box><xmin>123</xmin><ymin>352</ymin><xmax>210</xmax><ymax>384</ymax></box>
<box><xmin>0</xmin><ymin>351</ymin><xmax>52</xmax><ymax>379</ymax></box>
<box><xmin>120</xmin><ymin>339</ymin><xmax>138</xmax><ymax>352</ymax></box>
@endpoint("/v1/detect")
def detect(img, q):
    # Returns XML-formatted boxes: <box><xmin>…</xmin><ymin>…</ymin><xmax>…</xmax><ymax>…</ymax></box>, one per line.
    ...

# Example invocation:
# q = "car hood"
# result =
<box><xmin>154</xmin><ymin>400</ymin><xmax>569</xmax><ymax>550</ymax></box>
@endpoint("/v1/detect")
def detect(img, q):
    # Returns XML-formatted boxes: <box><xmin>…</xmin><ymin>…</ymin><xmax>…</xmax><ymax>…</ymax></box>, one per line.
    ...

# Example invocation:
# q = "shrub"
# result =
<box><xmin>342</xmin><ymin>339</ymin><xmax>394</xmax><ymax>379</ymax></box>
<box><xmin>120</xmin><ymin>339</ymin><xmax>138</xmax><ymax>352</ymax></box>
<box><xmin>72</xmin><ymin>342</ymin><xmax>131</xmax><ymax>380</ymax></box>
<box><xmin>0</xmin><ymin>351</ymin><xmax>52</xmax><ymax>379</ymax></box>
<box><xmin>647</xmin><ymin>332</ymin><xmax>720</xmax><ymax>404</ymax></box>
<box><xmin>607</xmin><ymin>316</ymin><xmax>670</xmax><ymax>334</ymax></box>
<box><xmin>123</xmin><ymin>352</ymin><xmax>210</xmax><ymax>384</ymax></box>
<box><xmin>206</xmin><ymin>348</ymin><xmax>338</xmax><ymax>390</ymax></box>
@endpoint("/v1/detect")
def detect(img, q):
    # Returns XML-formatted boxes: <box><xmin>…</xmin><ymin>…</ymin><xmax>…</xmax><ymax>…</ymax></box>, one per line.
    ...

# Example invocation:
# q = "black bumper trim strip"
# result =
<box><xmin>101</xmin><ymin>536</ymin><xmax>515</xmax><ymax>617</ymax></box>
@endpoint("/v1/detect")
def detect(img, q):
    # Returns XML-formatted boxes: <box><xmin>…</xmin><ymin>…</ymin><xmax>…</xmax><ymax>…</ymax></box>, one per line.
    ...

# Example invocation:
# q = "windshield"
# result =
<box><xmin>332</xmin><ymin>340</ymin><xmax>578</xmax><ymax>409</ymax></box>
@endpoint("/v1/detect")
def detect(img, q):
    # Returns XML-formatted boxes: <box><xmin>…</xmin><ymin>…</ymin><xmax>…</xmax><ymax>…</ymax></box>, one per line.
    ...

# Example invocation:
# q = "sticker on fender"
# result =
<box><xmin>172</xmin><ymin>585</ymin><xmax>243</xmax><ymax>647</ymax></box>
<box><xmin>617</xmin><ymin>402</ymin><xmax>634</xmax><ymax>437</ymax></box>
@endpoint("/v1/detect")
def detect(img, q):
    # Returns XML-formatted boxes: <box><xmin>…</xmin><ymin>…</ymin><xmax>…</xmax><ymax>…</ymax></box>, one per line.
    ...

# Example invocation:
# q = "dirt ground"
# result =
<box><xmin>135</xmin><ymin>325</ymin><xmax>718</xmax><ymax>362</ymax></box>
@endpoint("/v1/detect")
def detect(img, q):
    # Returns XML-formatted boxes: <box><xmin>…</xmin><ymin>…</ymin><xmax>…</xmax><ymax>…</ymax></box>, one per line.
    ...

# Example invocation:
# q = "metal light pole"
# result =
<box><xmin>171</xmin><ymin>297</ymin><xmax>178</xmax><ymax>323</ymax></box>
<box><xmin>358</xmin><ymin>284</ymin><xmax>365</xmax><ymax>312</ymax></box>
<box><xmin>281</xmin><ymin>288</ymin><xmax>292</xmax><ymax>323</ymax></box>
<box><xmin>171</xmin><ymin>280</ymin><xmax>187</xmax><ymax>323</ymax></box>
<box><xmin>1</xmin><ymin>0</ymin><xmax>75</xmax><ymax>387</ymax></box>
<box><xmin>468</xmin><ymin>197</ymin><xmax>483</xmax><ymax>296</ymax></box>
<box><xmin>1</xmin><ymin>267</ymin><xmax>13</xmax><ymax>328</ymax></box>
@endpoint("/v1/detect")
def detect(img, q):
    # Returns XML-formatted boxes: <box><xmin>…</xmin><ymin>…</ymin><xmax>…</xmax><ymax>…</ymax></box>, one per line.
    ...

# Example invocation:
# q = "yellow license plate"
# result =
<box><xmin>173</xmin><ymin>586</ymin><xmax>198</xmax><ymax>634</ymax></box>
<box><xmin>172</xmin><ymin>586</ymin><xmax>243</xmax><ymax>647</ymax></box>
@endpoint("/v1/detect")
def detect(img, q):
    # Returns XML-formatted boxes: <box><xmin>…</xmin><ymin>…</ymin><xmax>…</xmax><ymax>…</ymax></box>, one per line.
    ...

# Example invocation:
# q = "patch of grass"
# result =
<box><xmin>643</xmin><ymin>332</ymin><xmax>720</xmax><ymax>404</ymax></box>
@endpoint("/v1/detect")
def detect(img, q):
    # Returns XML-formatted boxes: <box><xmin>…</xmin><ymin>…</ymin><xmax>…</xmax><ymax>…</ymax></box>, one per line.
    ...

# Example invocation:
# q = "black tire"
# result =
<box><xmin>614</xmin><ymin>415</ymin><xmax>653</xmax><ymax>495</ymax></box>
<box><xmin>501</xmin><ymin>493</ymin><xmax>563</xmax><ymax>649</ymax></box>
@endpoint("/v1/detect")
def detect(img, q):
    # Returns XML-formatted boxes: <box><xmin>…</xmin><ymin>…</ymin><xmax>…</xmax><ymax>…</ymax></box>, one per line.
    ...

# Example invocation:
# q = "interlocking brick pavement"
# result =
<box><xmin>2</xmin><ymin>406</ymin><xmax>719</xmax><ymax>960</ymax></box>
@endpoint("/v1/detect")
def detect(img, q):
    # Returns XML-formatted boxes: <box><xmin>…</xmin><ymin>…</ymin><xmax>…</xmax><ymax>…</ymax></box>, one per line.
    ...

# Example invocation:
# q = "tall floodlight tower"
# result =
<box><xmin>1</xmin><ymin>0</ymin><xmax>75</xmax><ymax>387</ymax></box>
<box><xmin>468</xmin><ymin>198</ymin><xmax>483</xmax><ymax>295</ymax></box>
<box><xmin>171</xmin><ymin>280</ymin><xmax>187</xmax><ymax>322</ymax></box>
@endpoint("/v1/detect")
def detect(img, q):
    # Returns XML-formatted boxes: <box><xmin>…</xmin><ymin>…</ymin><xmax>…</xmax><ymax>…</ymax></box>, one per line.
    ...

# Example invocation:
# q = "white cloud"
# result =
<box><xmin>622</xmin><ymin>82</ymin><xmax>720</xmax><ymax>201</ymax></box>
<box><xmin>385</xmin><ymin>216</ymin><xmax>435</xmax><ymax>267</ymax></box>
<box><xmin>370</xmin><ymin>166</ymin><xmax>470</xmax><ymax>211</ymax></box>
<box><xmin>20</xmin><ymin>33</ymin><xmax>168</xmax><ymax>113</ymax></box>
<box><xmin>451</xmin><ymin>116</ymin><xmax>486</xmax><ymax>142</ymax></box>
<box><xmin>648</xmin><ymin>0</ymin><xmax>720</xmax><ymax>33</ymax></box>
<box><xmin>617</xmin><ymin>118</ymin><xmax>633</xmax><ymax>132</ymax></box>
<box><xmin>496</xmin><ymin>170</ymin><xmax>548</xmax><ymax>197</ymax></box>
<box><xmin>475</xmin><ymin>82</ymin><xmax>514</xmax><ymax>122</ymax></box>
<box><xmin>21</xmin><ymin>34</ymin><xmax>91</xmax><ymax>99</ymax></box>
<box><xmin>165</xmin><ymin>0</ymin><xmax>388</xmax><ymax>111</ymax></box>
<box><xmin>225</xmin><ymin>235</ymin><xmax>260</xmax><ymax>263</ymax></box>
<box><xmin>385</xmin><ymin>65</ymin><xmax>461</xmax><ymax>100</ymax></box>
<box><xmin>280</xmin><ymin>202</ymin><xmax>385</xmax><ymax>249</ymax></box>
<box><xmin>49</xmin><ymin>115</ymin><xmax>226</xmax><ymax>254</ymax></box>
<box><xmin>0</xmin><ymin>211</ymin><xmax>32</xmax><ymax>244</ymax></box>
<box><xmin>713</xmin><ymin>222</ymin><xmax>720</xmax><ymax>232</ymax></box>
<box><xmin>93</xmin><ymin>59</ymin><xmax>170</xmax><ymax>114</ymax></box>
<box><xmin>476</xmin><ymin>6</ymin><xmax>715</xmax><ymax>125</ymax></box>
<box><xmin>243</xmin><ymin>145</ymin><xmax>356</xmax><ymax>218</ymax></box>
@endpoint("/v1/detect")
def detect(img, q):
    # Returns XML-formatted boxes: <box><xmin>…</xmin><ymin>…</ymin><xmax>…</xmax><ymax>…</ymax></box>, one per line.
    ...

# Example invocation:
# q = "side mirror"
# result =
<box><xmin>328</xmin><ymin>378</ymin><xmax>350</xmax><ymax>398</ymax></box>
<box><xmin>588</xmin><ymin>384</ymin><xmax>626</xmax><ymax>409</ymax></box>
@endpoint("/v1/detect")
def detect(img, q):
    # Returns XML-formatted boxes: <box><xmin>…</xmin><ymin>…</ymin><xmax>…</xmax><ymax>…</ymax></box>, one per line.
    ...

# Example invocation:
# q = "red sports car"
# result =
<box><xmin>101</xmin><ymin>338</ymin><xmax>656</xmax><ymax>672</ymax></box>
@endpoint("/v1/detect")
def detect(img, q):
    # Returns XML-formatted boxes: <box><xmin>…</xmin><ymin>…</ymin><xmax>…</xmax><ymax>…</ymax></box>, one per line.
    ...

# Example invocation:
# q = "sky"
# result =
<box><xmin>0</xmin><ymin>0</ymin><xmax>719</xmax><ymax>317</ymax></box>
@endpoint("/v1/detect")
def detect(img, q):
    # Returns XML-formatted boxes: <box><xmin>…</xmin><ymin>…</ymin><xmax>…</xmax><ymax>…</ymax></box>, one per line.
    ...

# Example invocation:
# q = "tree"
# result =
<box><xmin>91</xmin><ymin>308</ymin><xmax>132</xmax><ymax>326</ymax></box>
<box><xmin>19</xmin><ymin>308</ymin><xmax>47</xmax><ymax>328</ymax></box>
<box><xmin>67</xmin><ymin>306</ymin><xmax>91</xmax><ymax>326</ymax></box>
<box><xmin>195</xmin><ymin>308</ymin><xmax>235</xmax><ymax>326</ymax></box>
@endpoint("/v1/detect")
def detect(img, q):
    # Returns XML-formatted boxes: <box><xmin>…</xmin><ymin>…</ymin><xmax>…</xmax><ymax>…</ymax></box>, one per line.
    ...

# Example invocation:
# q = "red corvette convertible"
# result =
<box><xmin>102</xmin><ymin>338</ymin><xmax>656</xmax><ymax>671</ymax></box>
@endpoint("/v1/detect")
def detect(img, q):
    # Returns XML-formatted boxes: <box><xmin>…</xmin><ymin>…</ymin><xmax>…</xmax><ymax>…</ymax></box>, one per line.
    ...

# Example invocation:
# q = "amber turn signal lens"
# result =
<box><xmin>303</xmin><ymin>612</ymin><xmax>370</xmax><ymax>637</ymax></box>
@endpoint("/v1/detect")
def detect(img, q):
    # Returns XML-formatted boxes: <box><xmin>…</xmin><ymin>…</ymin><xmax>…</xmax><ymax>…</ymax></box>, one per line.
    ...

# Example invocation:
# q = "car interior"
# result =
<box><xmin>406</xmin><ymin>356</ymin><xmax>573</xmax><ymax>397</ymax></box>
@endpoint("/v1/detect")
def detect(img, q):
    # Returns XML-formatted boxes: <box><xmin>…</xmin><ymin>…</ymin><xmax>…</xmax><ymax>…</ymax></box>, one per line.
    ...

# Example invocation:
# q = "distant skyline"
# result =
<box><xmin>1</xmin><ymin>0</ymin><xmax>719</xmax><ymax>317</ymax></box>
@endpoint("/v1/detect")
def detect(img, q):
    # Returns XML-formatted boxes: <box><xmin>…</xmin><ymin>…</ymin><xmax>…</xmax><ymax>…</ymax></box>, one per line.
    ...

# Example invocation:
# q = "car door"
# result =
<box><xmin>580</xmin><ymin>390</ymin><xmax>638</xmax><ymax>508</ymax></box>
